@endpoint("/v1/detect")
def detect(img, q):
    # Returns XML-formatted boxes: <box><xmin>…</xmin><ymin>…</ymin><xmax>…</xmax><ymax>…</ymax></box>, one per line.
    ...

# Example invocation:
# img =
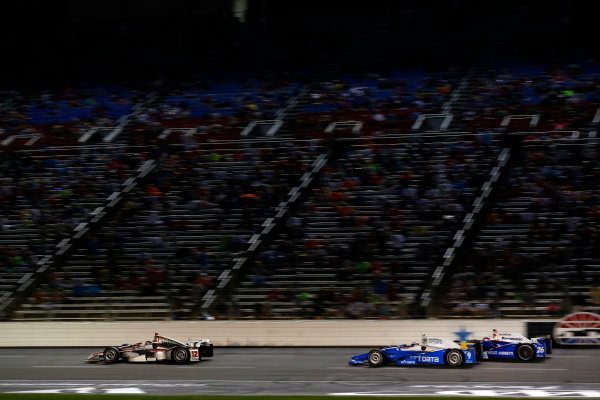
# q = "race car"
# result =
<box><xmin>465</xmin><ymin>329</ymin><xmax>551</xmax><ymax>361</ymax></box>
<box><xmin>349</xmin><ymin>334</ymin><xmax>476</xmax><ymax>367</ymax></box>
<box><xmin>86</xmin><ymin>333</ymin><xmax>213</xmax><ymax>364</ymax></box>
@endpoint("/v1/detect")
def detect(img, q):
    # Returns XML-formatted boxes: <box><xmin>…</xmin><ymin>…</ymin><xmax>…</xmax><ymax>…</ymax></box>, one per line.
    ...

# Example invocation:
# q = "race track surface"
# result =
<box><xmin>0</xmin><ymin>347</ymin><xmax>599</xmax><ymax>397</ymax></box>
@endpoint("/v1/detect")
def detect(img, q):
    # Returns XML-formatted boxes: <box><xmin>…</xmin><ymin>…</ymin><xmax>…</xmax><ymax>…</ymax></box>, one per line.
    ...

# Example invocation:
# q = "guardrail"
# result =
<box><xmin>0</xmin><ymin>319</ymin><xmax>528</xmax><ymax>347</ymax></box>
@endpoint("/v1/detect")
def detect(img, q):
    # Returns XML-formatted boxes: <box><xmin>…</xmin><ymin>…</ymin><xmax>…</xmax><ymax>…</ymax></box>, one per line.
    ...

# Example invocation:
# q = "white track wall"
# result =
<box><xmin>0</xmin><ymin>319</ymin><xmax>533</xmax><ymax>347</ymax></box>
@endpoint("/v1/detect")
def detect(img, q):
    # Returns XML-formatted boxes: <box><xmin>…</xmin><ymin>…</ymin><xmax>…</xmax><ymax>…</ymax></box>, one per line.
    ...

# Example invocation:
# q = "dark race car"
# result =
<box><xmin>86</xmin><ymin>332</ymin><xmax>213</xmax><ymax>364</ymax></box>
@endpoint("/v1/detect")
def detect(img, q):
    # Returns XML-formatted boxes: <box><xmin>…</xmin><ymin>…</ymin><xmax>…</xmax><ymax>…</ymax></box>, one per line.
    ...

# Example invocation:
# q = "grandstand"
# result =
<box><xmin>1</xmin><ymin>0</ymin><xmax>599</xmax><ymax>321</ymax></box>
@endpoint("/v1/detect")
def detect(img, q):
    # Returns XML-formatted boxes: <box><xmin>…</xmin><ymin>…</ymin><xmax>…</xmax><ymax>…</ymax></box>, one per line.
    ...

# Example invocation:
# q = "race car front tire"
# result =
<box><xmin>515</xmin><ymin>344</ymin><xmax>535</xmax><ymax>361</ymax></box>
<box><xmin>103</xmin><ymin>347</ymin><xmax>120</xmax><ymax>364</ymax></box>
<box><xmin>445</xmin><ymin>349</ymin><xmax>464</xmax><ymax>367</ymax></box>
<box><xmin>172</xmin><ymin>347</ymin><xmax>189</xmax><ymax>364</ymax></box>
<box><xmin>367</xmin><ymin>350</ymin><xmax>384</xmax><ymax>367</ymax></box>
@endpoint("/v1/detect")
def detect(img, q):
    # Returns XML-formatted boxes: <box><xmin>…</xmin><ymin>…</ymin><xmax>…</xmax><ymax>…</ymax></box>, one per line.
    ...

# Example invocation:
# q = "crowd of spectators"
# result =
<box><xmin>226</xmin><ymin>132</ymin><xmax>501</xmax><ymax>319</ymax></box>
<box><xmin>2</xmin><ymin>60</ymin><xmax>600</xmax><ymax>321</ymax></box>
<box><xmin>296</xmin><ymin>70</ymin><xmax>460</xmax><ymax>136</ymax></box>
<box><xmin>0</xmin><ymin>88</ymin><xmax>147</xmax><ymax>146</ymax></box>
<box><xmin>0</xmin><ymin>146</ymin><xmax>144</xmax><ymax>307</ymax></box>
<box><xmin>451</xmin><ymin>64</ymin><xmax>600</xmax><ymax>132</ymax></box>
<box><xmin>442</xmin><ymin>135</ymin><xmax>600</xmax><ymax>317</ymax></box>
<box><xmin>126</xmin><ymin>73</ymin><xmax>304</xmax><ymax>143</ymax></box>
<box><xmin>1</xmin><ymin>0</ymin><xmax>599</xmax><ymax>321</ymax></box>
<box><xmin>18</xmin><ymin>138</ymin><xmax>326</xmax><ymax>319</ymax></box>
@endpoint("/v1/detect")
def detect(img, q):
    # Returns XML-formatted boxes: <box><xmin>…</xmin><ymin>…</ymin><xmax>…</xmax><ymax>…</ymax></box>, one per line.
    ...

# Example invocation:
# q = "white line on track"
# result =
<box><xmin>0</xmin><ymin>383</ymin><xmax>201</xmax><ymax>386</ymax></box>
<box><xmin>328</xmin><ymin>367</ymin><xmax>476</xmax><ymax>371</ymax></box>
<box><xmin>482</xmin><ymin>368</ymin><xmax>567</xmax><ymax>371</ymax></box>
<box><xmin>33</xmin><ymin>366</ymin><xmax>107</xmax><ymax>368</ymax></box>
<box><xmin>0</xmin><ymin>383</ymin><xmax>91</xmax><ymax>386</ymax></box>
<box><xmin>177</xmin><ymin>366</ymin><xmax>256</xmax><ymax>369</ymax></box>
<box><xmin>553</xmin><ymin>355</ymin><xmax>592</xmax><ymax>358</ymax></box>
<box><xmin>327</xmin><ymin>367</ymin><xmax>428</xmax><ymax>370</ymax></box>
<box><xmin>0</xmin><ymin>356</ymin><xmax>26</xmax><ymax>357</ymax></box>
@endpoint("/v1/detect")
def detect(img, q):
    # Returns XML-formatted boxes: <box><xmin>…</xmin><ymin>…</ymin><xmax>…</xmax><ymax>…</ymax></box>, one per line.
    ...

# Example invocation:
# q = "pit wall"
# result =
<box><xmin>0</xmin><ymin>319</ymin><xmax>543</xmax><ymax>347</ymax></box>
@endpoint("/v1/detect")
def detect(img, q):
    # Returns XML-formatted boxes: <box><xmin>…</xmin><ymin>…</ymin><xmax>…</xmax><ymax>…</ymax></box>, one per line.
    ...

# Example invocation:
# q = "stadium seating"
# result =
<box><xmin>9</xmin><ymin>138</ymin><xmax>325</xmax><ymax>320</ymax></box>
<box><xmin>3</xmin><ymin>62</ymin><xmax>600</xmax><ymax>321</ymax></box>
<box><xmin>230</xmin><ymin>133</ymin><xmax>501</xmax><ymax>319</ymax></box>
<box><xmin>441</xmin><ymin>134</ymin><xmax>600</xmax><ymax>318</ymax></box>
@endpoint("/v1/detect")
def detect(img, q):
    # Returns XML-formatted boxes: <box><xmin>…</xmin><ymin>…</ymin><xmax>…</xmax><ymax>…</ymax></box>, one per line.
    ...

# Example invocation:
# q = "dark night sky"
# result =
<box><xmin>0</xmin><ymin>0</ymin><xmax>596</xmax><ymax>87</ymax></box>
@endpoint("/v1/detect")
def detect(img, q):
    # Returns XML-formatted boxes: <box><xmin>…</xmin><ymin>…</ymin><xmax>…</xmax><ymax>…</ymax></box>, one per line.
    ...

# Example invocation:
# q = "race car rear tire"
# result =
<box><xmin>103</xmin><ymin>347</ymin><xmax>120</xmax><ymax>364</ymax></box>
<box><xmin>445</xmin><ymin>349</ymin><xmax>464</xmax><ymax>367</ymax></box>
<box><xmin>172</xmin><ymin>347</ymin><xmax>189</xmax><ymax>364</ymax></box>
<box><xmin>515</xmin><ymin>344</ymin><xmax>535</xmax><ymax>361</ymax></box>
<box><xmin>367</xmin><ymin>350</ymin><xmax>384</xmax><ymax>367</ymax></box>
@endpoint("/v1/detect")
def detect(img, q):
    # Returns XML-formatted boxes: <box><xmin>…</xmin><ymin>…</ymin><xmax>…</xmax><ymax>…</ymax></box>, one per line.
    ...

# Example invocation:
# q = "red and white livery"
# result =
<box><xmin>86</xmin><ymin>332</ymin><xmax>213</xmax><ymax>363</ymax></box>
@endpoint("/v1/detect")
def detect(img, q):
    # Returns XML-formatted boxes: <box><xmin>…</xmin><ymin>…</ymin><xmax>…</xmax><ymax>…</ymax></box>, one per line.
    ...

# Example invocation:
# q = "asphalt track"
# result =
<box><xmin>0</xmin><ymin>347</ymin><xmax>599</xmax><ymax>397</ymax></box>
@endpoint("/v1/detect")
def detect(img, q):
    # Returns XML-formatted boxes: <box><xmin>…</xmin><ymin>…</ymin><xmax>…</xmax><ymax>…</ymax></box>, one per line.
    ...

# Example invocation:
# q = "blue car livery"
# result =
<box><xmin>349</xmin><ymin>334</ymin><xmax>476</xmax><ymax>368</ymax></box>
<box><xmin>469</xmin><ymin>330</ymin><xmax>551</xmax><ymax>361</ymax></box>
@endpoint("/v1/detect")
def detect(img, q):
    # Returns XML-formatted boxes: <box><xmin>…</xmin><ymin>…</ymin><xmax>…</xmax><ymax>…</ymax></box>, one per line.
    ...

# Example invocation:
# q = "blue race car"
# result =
<box><xmin>349</xmin><ymin>334</ymin><xmax>476</xmax><ymax>367</ymax></box>
<box><xmin>467</xmin><ymin>330</ymin><xmax>551</xmax><ymax>361</ymax></box>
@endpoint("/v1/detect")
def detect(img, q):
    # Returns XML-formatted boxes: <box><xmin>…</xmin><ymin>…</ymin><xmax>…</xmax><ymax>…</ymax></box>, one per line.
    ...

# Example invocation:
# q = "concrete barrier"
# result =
<box><xmin>0</xmin><ymin>319</ymin><xmax>533</xmax><ymax>347</ymax></box>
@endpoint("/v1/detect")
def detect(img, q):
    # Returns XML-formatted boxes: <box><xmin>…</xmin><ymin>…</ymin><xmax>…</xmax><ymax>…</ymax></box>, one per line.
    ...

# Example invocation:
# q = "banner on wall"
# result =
<box><xmin>553</xmin><ymin>312</ymin><xmax>600</xmax><ymax>345</ymax></box>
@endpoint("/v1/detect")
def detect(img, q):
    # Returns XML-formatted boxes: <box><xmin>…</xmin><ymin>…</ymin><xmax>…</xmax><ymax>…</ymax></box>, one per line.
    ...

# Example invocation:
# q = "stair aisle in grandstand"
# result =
<box><xmin>0</xmin><ymin>146</ymin><xmax>140</xmax><ymax>304</ymax></box>
<box><xmin>10</xmin><ymin>139</ymin><xmax>326</xmax><ymax>320</ymax></box>
<box><xmin>442</xmin><ymin>136</ymin><xmax>600</xmax><ymax>318</ymax></box>
<box><xmin>230</xmin><ymin>133</ymin><xmax>502</xmax><ymax>319</ymax></box>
